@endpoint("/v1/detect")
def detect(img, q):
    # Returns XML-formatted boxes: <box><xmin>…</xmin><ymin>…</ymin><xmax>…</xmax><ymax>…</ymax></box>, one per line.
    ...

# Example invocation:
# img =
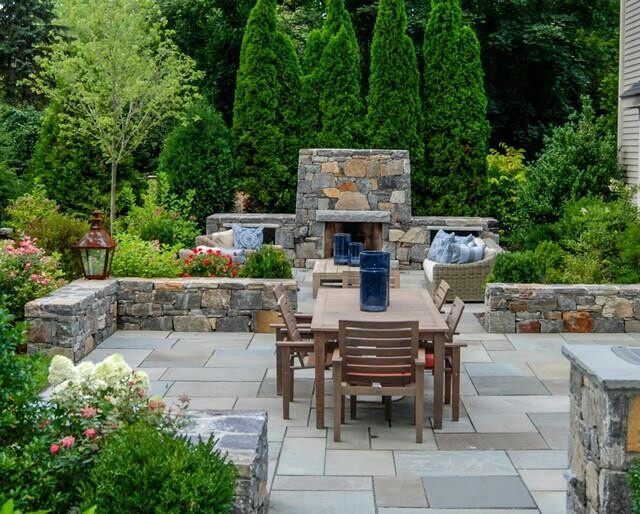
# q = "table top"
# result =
<box><xmin>313</xmin><ymin>259</ymin><xmax>399</xmax><ymax>273</ymax></box>
<box><xmin>310</xmin><ymin>288</ymin><xmax>448</xmax><ymax>334</ymax></box>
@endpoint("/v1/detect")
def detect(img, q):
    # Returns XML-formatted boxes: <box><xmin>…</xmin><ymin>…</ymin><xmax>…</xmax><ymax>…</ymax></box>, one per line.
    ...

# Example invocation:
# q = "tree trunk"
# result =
<box><xmin>110</xmin><ymin>160</ymin><xmax>117</xmax><ymax>234</ymax></box>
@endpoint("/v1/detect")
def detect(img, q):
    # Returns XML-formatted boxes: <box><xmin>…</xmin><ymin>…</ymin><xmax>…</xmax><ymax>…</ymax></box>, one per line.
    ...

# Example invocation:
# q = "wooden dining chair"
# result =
<box><xmin>341</xmin><ymin>270</ymin><xmax>399</xmax><ymax>288</ymax></box>
<box><xmin>332</xmin><ymin>320</ymin><xmax>425</xmax><ymax>443</ymax></box>
<box><xmin>433</xmin><ymin>279</ymin><xmax>450</xmax><ymax>312</ymax></box>
<box><xmin>424</xmin><ymin>297</ymin><xmax>466</xmax><ymax>421</ymax></box>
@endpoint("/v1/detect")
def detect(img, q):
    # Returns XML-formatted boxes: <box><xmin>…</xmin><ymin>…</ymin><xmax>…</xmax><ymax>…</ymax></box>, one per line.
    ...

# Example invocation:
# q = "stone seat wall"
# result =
<box><xmin>486</xmin><ymin>283</ymin><xmax>640</xmax><ymax>333</ymax></box>
<box><xmin>26</xmin><ymin>278</ymin><xmax>297</xmax><ymax>361</ymax></box>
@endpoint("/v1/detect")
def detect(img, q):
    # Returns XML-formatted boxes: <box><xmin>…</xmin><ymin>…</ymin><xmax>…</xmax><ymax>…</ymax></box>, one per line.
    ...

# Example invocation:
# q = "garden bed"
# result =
<box><xmin>26</xmin><ymin>278</ymin><xmax>297</xmax><ymax>361</ymax></box>
<box><xmin>485</xmin><ymin>283</ymin><xmax>640</xmax><ymax>333</ymax></box>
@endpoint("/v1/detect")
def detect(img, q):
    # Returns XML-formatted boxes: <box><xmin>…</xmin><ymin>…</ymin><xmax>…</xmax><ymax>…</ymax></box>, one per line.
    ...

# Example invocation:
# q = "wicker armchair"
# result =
<box><xmin>423</xmin><ymin>238</ymin><xmax>503</xmax><ymax>302</ymax></box>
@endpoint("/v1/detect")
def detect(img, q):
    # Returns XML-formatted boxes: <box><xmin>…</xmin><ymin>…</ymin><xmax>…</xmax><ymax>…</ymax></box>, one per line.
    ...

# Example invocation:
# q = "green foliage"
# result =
<box><xmin>110</xmin><ymin>234</ymin><xmax>182</xmax><ymax>279</ymax></box>
<box><xmin>0</xmin><ymin>0</ymin><xmax>55</xmax><ymax>105</ymax></box>
<box><xmin>0</xmin><ymin>311</ymin><xmax>39</xmax><ymax>446</ymax></box>
<box><xmin>422</xmin><ymin>0</ymin><xmax>490</xmax><ymax>215</ymax></box>
<box><xmin>239</xmin><ymin>245</ymin><xmax>293</xmax><ymax>279</ymax></box>
<box><xmin>116</xmin><ymin>173</ymin><xmax>199</xmax><ymax>248</ymax></box>
<box><xmin>83</xmin><ymin>422</ymin><xmax>236</xmax><ymax>514</ymax></box>
<box><xmin>159</xmin><ymin>103</ymin><xmax>235</xmax><ymax>229</ymax></box>
<box><xmin>617</xmin><ymin>224</ymin><xmax>640</xmax><ymax>284</ymax></box>
<box><xmin>487</xmin><ymin>251</ymin><xmax>542</xmax><ymax>284</ymax></box>
<box><xmin>30</xmin><ymin>0</ymin><xmax>202</xmax><ymax>229</ymax></box>
<box><xmin>232</xmin><ymin>0</ymin><xmax>302</xmax><ymax>212</ymax></box>
<box><xmin>160</xmin><ymin>0</ymin><xmax>254</xmax><ymax>124</ymax></box>
<box><xmin>316</xmin><ymin>1</ymin><xmax>364</xmax><ymax>147</ymax></box>
<box><xmin>0</xmin><ymin>104</ymin><xmax>42</xmax><ymax>177</ymax></box>
<box><xmin>517</xmin><ymin>99</ymin><xmax>622</xmax><ymax>228</ymax></box>
<box><xmin>485</xmin><ymin>144</ymin><xmax>526</xmax><ymax>238</ymax></box>
<box><xmin>366</xmin><ymin>0</ymin><xmax>423</xmax><ymax>169</ymax></box>
<box><xmin>628</xmin><ymin>460</ymin><xmax>640</xmax><ymax>514</ymax></box>
<box><xmin>0</xmin><ymin>164</ymin><xmax>22</xmax><ymax>220</ymax></box>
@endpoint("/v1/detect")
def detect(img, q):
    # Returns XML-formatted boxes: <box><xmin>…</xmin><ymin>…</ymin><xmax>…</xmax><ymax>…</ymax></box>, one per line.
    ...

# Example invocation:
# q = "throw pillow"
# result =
<box><xmin>427</xmin><ymin>229</ymin><xmax>455</xmax><ymax>261</ymax></box>
<box><xmin>454</xmin><ymin>234</ymin><xmax>475</xmax><ymax>245</ymax></box>
<box><xmin>442</xmin><ymin>243</ymin><xmax>485</xmax><ymax>264</ymax></box>
<box><xmin>206</xmin><ymin>229</ymin><xmax>234</xmax><ymax>248</ymax></box>
<box><xmin>232</xmin><ymin>224</ymin><xmax>264</xmax><ymax>250</ymax></box>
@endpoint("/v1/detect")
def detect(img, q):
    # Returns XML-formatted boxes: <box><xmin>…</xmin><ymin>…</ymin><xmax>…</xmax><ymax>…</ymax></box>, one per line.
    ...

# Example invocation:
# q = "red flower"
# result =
<box><xmin>203</xmin><ymin>259</ymin><xmax>210</xmax><ymax>266</ymax></box>
<box><xmin>231</xmin><ymin>269</ymin><xmax>238</xmax><ymax>277</ymax></box>
<box><xmin>49</xmin><ymin>443</ymin><xmax>60</xmax><ymax>455</ymax></box>
<box><xmin>207</xmin><ymin>249</ymin><xmax>213</xmax><ymax>255</ymax></box>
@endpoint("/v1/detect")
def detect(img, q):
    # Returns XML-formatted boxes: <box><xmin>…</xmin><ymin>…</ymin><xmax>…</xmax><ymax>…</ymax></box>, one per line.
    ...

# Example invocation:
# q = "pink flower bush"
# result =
<box><xmin>49</xmin><ymin>443</ymin><xmax>60</xmax><ymax>455</ymax></box>
<box><xmin>0</xmin><ymin>236</ymin><xmax>64</xmax><ymax>319</ymax></box>
<box><xmin>83</xmin><ymin>428</ymin><xmax>97</xmax><ymax>439</ymax></box>
<box><xmin>61</xmin><ymin>435</ymin><xmax>75</xmax><ymax>448</ymax></box>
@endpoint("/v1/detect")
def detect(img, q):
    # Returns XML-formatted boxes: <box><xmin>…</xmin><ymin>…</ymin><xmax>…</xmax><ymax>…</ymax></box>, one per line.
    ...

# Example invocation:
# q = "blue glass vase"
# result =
<box><xmin>360</xmin><ymin>268</ymin><xmax>388</xmax><ymax>312</ymax></box>
<box><xmin>360</xmin><ymin>251</ymin><xmax>391</xmax><ymax>306</ymax></box>
<box><xmin>348</xmin><ymin>242</ymin><xmax>364</xmax><ymax>267</ymax></box>
<box><xmin>333</xmin><ymin>233</ymin><xmax>352</xmax><ymax>265</ymax></box>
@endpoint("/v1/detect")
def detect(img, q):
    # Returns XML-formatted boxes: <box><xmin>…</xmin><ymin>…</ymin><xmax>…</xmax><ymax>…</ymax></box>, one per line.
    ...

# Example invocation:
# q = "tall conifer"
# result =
<box><xmin>423</xmin><ymin>0</ymin><xmax>489</xmax><ymax>214</ymax></box>
<box><xmin>231</xmin><ymin>0</ymin><xmax>302</xmax><ymax>211</ymax></box>
<box><xmin>366</xmin><ymin>0</ymin><xmax>423</xmax><ymax>181</ymax></box>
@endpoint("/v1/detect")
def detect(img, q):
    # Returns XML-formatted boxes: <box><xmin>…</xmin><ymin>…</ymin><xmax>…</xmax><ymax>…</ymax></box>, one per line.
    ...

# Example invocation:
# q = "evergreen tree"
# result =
<box><xmin>300</xmin><ymin>0</ymin><xmax>364</xmax><ymax>148</ymax></box>
<box><xmin>366</xmin><ymin>0</ymin><xmax>423</xmax><ymax>174</ymax></box>
<box><xmin>423</xmin><ymin>0</ymin><xmax>489</xmax><ymax>215</ymax></box>
<box><xmin>232</xmin><ymin>0</ymin><xmax>302</xmax><ymax>212</ymax></box>
<box><xmin>159</xmin><ymin>103</ymin><xmax>235</xmax><ymax>229</ymax></box>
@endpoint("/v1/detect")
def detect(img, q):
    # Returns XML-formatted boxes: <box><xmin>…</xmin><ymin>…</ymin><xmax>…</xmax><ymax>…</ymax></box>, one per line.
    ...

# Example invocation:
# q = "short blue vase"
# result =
<box><xmin>348</xmin><ymin>242</ymin><xmax>364</xmax><ymax>267</ymax></box>
<box><xmin>333</xmin><ymin>233</ymin><xmax>351</xmax><ymax>265</ymax></box>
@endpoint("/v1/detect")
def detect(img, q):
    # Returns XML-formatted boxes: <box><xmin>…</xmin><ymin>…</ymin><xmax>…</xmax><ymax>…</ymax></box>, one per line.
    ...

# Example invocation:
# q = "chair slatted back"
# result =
<box><xmin>273</xmin><ymin>283</ymin><xmax>286</xmax><ymax>302</ymax></box>
<box><xmin>433</xmin><ymin>280</ymin><xmax>450</xmax><ymax>311</ymax></box>
<box><xmin>445</xmin><ymin>297</ymin><xmax>465</xmax><ymax>341</ymax></box>
<box><xmin>278</xmin><ymin>295</ymin><xmax>302</xmax><ymax>341</ymax></box>
<box><xmin>342</xmin><ymin>270</ymin><xmax>398</xmax><ymax>288</ymax></box>
<box><xmin>338</xmin><ymin>320</ymin><xmax>419</xmax><ymax>387</ymax></box>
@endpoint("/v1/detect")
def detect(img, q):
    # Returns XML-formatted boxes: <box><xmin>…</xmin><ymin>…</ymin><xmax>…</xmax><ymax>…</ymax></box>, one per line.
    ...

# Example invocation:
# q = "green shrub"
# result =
<box><xmin>629</xmin><ymin>460</ymin><xmax>640</xmax><ymax>514</ymax></box>
<box><xmin>83</xmin><ymin>422</ymin><xmax>236</xmax><ymax>514</ymax></box>
<box><xmin>5</xmin><ymin>184</ymin><xmax>58</xmax><ymax>231</ymax></box>
<box><xmin>159</xmin><ymin>103</ymin><xmax>235</xmax><ymax>229</ymax></box>
<box><xmin>0</xmin><ymin>104</ymin><xmax>43</xmax><ymax>177</ymax></box>
<box><xmin>110</xmin><ymin>234</ymin><xmax>182</xmax><ymax>278</ymax></box>
<box><xmin>240</xmin><ymin>245</ymin><xmax>292</xmax><ymax>279</ymax></box>
<box><xmin>518</xmin><ymin>98</ymin><xmax>622</xmax><ymax>227</ymax></box>
<box><xmin>617</xmin><ymin>223</ymin><xmax>640</xmax><ymax>283</ymax></box>
<box><xmin>116</xmin><ymin>173</ymin><xmax>199</xmax><ymax>248</ymax></box>
<box><xmin>487</xmin><ymin>251</ymin><xmax>542</xmax><ymax>284</ymax></box>
<box><xmin>533</xmin><ymin>241</ymin><xmax>567</xmax><ymax>284</ymax></box>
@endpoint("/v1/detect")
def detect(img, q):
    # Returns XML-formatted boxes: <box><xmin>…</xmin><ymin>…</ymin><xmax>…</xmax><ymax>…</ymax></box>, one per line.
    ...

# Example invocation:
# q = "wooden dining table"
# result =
<box><xmin>310</xmin><ymin>287</ymin><xmax>449</xmax><ymax>429</ymax></box>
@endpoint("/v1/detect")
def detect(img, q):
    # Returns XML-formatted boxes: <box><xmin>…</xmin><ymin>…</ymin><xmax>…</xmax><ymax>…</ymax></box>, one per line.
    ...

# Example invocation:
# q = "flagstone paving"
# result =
<box><xmin>80</xmin><ymin>269</ymin><xmax>640</xmax><ymax>513</ymax></box>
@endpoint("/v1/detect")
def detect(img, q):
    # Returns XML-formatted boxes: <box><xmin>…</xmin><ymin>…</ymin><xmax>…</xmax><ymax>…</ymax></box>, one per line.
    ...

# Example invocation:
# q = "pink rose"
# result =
<box><xmin>61</xmin><ymin>435</ymin><xmax>75</xmax><ymax>448</ymax></box>
<box><xmin>49</xmin><ymin>443</ymin><xmax>60</xmax><ymax>455</ymax></box>
<box><xmin>80</xmin><ymin>406</ymin><xmax>98</xmax><ymax>418</ymax></box>
<box><xmin>84</xmin><ymin>428</ymin><xmax>97</xmax><ymax>439</ymax></box>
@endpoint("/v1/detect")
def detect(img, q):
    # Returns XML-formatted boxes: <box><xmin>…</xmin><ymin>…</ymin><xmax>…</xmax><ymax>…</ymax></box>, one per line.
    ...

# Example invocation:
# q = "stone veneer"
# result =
<box><xmin>26</xmin><ymin>280</ymin><xmax>118</xmax><ymax>361</ymax></box>
<box><xmin>26</xmin><ymin>278</ymin><xmax>297</xmax><ymax>361</ymax></box>
<box><xmin>563</xmin><ymin>345</ymin><xmax>639</xmax><ymax>513</ymax></box>
<box><xmin>183</xmin><ymin>410</ymin><xmax>269</xmax><ymax>514</ymax></box>
<box><xmin>485</xmin><ymin>284</ymin><xmax>640</xmax><ymax>333</ymax></box>
<box><xmin>206</xmin><ymin>148</ymin><xmax>498</xmax><ymax>269</ymax></box>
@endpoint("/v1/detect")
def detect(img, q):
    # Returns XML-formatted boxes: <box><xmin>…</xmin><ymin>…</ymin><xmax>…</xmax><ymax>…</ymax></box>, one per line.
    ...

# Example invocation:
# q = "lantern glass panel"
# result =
<box><xmin>81</xmin><ymin>248</ymin><xmax>107</xmax><ymax>277</ymax></box>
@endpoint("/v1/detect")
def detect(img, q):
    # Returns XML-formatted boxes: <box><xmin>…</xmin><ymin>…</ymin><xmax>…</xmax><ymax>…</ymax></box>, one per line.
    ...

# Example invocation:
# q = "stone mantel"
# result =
<box><xmin>563</xmin><ymin>345</ymin><xmax>640</xmax><ymax>390</ymax></box>
<box><xmin>315</xmin><ymin>210</ymin><xmax>391</xmax><ymax>223</ymax></box>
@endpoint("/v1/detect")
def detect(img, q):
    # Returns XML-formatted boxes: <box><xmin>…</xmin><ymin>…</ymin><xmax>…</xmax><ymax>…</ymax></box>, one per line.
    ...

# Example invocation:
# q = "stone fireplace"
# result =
<box><xmin>206</xmin><ymin>149</ymin><xmax>499</xmax><ymax>269</ymax></box>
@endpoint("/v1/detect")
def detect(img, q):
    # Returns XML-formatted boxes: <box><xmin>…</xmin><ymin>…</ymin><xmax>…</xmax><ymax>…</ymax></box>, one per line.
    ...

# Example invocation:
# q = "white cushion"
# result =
<box><xmin>199</xmin><ymin>229</ymin><xmax>234</xmax><ymax>248</ymax></box>
<box><xmin>423</xmin><ymin>259</ymin><xmax>437</xmax><ymax>282</ymax></box>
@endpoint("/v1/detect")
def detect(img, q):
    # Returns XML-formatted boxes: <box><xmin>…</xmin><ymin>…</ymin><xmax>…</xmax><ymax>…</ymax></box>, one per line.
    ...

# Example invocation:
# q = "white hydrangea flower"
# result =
<box><xmin>91</xmin><ymin>353</ymin><xmax>131</xmax><ymax>388</ymax></box>
<box><xmin>133</xmin><ymin>371</ymin><xmax>151</xmax><ymax>393</ymax></box>
<box><xmin>48</xmin><ymin>355</ymin><xmax>78</xmax><ymax>386</ymax></box>
<box><xmin>77</xmin><ymin>361</ymin><xmax>95</xmax><ymax>381</ymax></box>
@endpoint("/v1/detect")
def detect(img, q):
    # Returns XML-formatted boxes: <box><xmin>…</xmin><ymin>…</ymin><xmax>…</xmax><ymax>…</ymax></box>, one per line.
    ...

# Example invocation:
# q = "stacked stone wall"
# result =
<box><xmin>26</xmin><ymin>280</ymin><xmax>118</xmax><ymax>361</ymax></box>
<box><xmin>485</xmin><ymin>284</ymin><xmax>640</xmax><ymax>333</ymax></box>
<box><xmin>565</xmin><ymin>364</ymin><xmax>634</xmax><ymax>513</ymax></box>
<box><xmin>26</xmin><ymin>278</ymin><xmax>297</xmax><ymax>361</ymax></box>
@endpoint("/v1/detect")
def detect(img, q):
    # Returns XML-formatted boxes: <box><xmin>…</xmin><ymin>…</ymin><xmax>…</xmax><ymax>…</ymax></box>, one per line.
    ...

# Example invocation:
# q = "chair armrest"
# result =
<box><xmin>445</xmin><ymin>341</ymin><xmax>468</xmax><ymax>348</ymax></box>
<box><xmin>331</xmin><ymin>348</ymin><xmax>342</xmax><ymax>364</ymax></box>
<box><xmin>295</xmin><ymin>314</ymin><xmax>313</xmax><ymax>324</ymax></box>
<box><xmin>416</xmin><ymin>348</ymin><xmax>426</xmax><ymax>370</ymax></box>
<box><xmin>275</xmin><ymin>340</ymin><xmax>314</xmax><ymax>348</ymax></box>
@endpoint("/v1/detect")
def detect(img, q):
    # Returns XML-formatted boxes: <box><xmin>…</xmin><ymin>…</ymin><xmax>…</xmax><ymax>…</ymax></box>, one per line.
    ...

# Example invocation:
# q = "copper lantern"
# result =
<box><xmin>75</xmin><ymin>211</ymin><xmax>116</xmax><ymax>279</ymax></box>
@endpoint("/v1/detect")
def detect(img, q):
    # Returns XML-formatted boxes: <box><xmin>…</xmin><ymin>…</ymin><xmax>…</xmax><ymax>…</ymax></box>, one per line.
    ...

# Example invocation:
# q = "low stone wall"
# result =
<box><xmin>25</xmin><ymin>280</ymin><xmax>118</xmax><ymax>361</ymax></box>
<box><xmin>485</xmin><ymin>284</ymin><xmax>640</xmax><ymax>333</ymax></box>
<box><xmin>183</xmin><ymin>410</ymin><xmax>268</xmax><ymax>514</ymax></box>
<box><xmin>118</xmin><ymin>278</ymin><xmax>296</xmax><ymax>332</ymax></box>
<box><xmin>26</xmin><ymin>278</ymin><xmax>297</xmax><ymax>361</ymax></box>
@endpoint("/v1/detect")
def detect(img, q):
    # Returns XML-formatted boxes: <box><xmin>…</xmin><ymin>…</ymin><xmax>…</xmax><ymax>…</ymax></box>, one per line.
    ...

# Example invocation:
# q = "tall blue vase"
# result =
<box><xmin>360</xmin><ymin>251</ymin><xmax>391</xmax><ymax>306</ymax></box>
<box><xmin>333</xmin><ymin>233</ymin><xmax>351</xmax><ymax>265</ymax></box>
<box><xmin>360</xmin><ymin>268</ymin><xmax>388</xmax><ymax>312</ymax></box>
<box><xmin>348</xmin><ymin>242</ymin><xmax>364</xmax><ymax>267</ymax></box>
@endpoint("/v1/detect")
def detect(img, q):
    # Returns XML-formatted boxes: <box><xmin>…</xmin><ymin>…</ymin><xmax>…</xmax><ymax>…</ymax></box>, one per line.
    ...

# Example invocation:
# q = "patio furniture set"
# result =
<box><xmin>272</xmin><ymin>277</ymin><xmax>468</xmax><ymax>442</ymax></box>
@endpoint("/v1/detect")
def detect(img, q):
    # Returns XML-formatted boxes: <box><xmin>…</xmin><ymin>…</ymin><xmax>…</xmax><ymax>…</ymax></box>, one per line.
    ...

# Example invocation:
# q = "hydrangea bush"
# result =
<box><xmin>0</xmin><ymin>236</ymin><xmax>64</xmax><ymax>319</ymax></box>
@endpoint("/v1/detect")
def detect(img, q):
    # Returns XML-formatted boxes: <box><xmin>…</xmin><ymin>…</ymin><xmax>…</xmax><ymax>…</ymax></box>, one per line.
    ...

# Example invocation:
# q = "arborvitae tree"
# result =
<box><xmin>366</xmin><ymin>0</ymin><xmax>423</xmax><ymax>174</ymax></box>
<box><xmin>300</xmin><ymin>0</ymin><xmax>364</xmax><ymax>148</ymax></box>
<box><xmin>231</xmin><ymin>0</ymin><xmax>302</xmax><ymax>212</ymax></box>
<box><xmin>423</xmin><ymin>0</ymin><xmax>489</xmax><ymax>215</ymax></box>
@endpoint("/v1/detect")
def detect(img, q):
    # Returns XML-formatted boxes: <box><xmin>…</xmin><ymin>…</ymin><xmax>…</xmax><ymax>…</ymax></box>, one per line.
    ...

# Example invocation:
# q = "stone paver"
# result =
<box><xmin>422</xmin><ymin>475</ymin><xmax>536</xmax><ymax>509</ymax></box>
<box><xmin>78</xmin><ymin>269</ymin><xmax>640</xmax><ymax>513</ymax></box>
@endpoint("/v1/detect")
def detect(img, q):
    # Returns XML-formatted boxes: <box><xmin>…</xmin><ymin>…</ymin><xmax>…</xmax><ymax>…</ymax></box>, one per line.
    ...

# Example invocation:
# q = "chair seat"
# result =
<box><xmin>425</xmin><ymin>352</ymin><xmax>435</xmax><ymax>369</ymax></box>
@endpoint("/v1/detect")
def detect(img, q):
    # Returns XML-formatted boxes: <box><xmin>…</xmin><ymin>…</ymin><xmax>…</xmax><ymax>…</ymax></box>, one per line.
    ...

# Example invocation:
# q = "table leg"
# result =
<box><xmin>313</xmin><ymin>274</ymin><xmax>320</xmax><ymax>299</ymax></box>
<box><xmin>315</xmin><ymin>332</ymin><xmax>326</xmax><ymax>429</ymax></box>
<box><xmin>433</xmin><ymin>332</ymin><xmax>444</xmax><ymax>429</ymax></box>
